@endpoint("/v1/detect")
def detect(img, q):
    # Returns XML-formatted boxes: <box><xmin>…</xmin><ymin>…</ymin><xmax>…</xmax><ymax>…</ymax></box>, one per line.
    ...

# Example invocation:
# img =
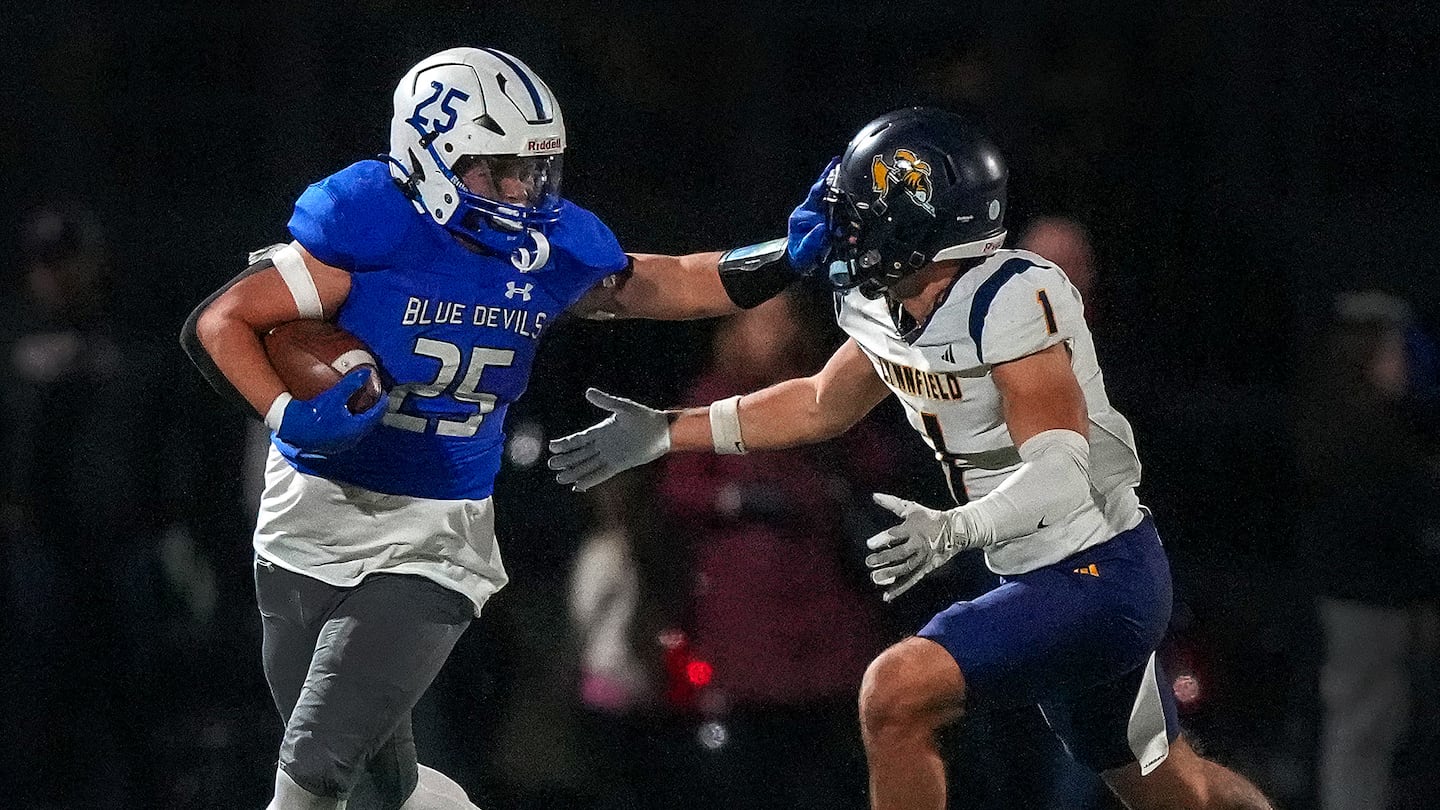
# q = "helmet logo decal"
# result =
<box><xmin>406</xmin><ymin>82</ymin><xmax>471</xmax><ymax>137</ymax></box>
<box><xmin>871</xmin><ymin>149</ymin><xmax>935</xmax><ymax>216</ymax></box>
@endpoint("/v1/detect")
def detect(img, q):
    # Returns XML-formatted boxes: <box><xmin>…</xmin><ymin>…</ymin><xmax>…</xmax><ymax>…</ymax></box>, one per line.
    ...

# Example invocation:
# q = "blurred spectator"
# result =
<box><xmin>1019</xmin><ymin>216</ymin><xmax>1098</xmax><ymax>322</ymax></box>
<box><xmin>1295</xmin><ymin>291</ymin><xmax>1440</xmax><ymax>810</ymax></box>
<box><xmin>655</xmin><ymin>290</ymin><xmax>891</xmax><ymax>810</ymax></box>
<box><xmin>566</xmin><ymin>467</ymin><xmax>696</xmax><ymax>810</ymax></box>
<box><xmin>1</xmin><ymin>208</ymin><xmax>177</xmax><ymax>807</ymax></box>
<box><xmin>571</xmin><ymin>469</ymin><xmax>670</xmax><ymax>720</ymax></box>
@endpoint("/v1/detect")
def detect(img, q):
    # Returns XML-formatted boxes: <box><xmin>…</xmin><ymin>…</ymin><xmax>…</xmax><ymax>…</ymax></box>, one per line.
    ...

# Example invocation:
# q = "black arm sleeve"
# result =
<box><xmin>178</xmin><ymin>252</ymin><xmax>279</xmax><ymax>418</ymax></box>
<box><xmin>717</xmin><ymin>237</ymin><xmax>799</xmax><ymax>309</ymax></box>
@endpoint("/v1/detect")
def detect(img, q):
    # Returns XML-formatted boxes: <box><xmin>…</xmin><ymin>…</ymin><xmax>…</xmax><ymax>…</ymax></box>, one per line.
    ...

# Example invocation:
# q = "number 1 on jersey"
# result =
<box><xmin>384</xmin><ymin>337</ymin><xmax>514</xmax><ymax>437</ymax></box>
<box><xmin>1036</xmin><ymin>289</ymin><xmax>1059</xmax><ymax>335</ymax></box>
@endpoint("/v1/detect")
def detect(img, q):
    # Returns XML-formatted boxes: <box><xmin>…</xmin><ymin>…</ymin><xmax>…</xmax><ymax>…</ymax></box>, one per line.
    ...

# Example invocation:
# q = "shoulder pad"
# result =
<box><xmin>969</xmin><ymin>252</ymin><xmax>1080</xmax><ymax>365</ymax></box>
<box><xmin>288</xmin><ymin>160</ymin><xmax>421</xmax><ymax>270</ymax></box>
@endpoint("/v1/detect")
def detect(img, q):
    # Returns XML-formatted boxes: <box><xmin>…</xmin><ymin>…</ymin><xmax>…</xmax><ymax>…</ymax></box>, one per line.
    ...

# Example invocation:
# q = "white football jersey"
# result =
<box><xmin>836</xmin><ymin>248</ymin><xmax>1143</xmax><ymax>575</ymax></box>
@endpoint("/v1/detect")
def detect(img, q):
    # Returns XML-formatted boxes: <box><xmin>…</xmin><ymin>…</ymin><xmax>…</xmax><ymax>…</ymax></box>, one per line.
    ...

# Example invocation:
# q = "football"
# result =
<box><xmin>263</xmin><ymin>320</ymin><xmax>384</xmax><ymax>413</ymax></box>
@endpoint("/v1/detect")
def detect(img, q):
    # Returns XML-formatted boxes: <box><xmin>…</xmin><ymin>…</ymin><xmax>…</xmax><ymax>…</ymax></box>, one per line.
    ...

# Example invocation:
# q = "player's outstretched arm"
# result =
<box><xmin>568</xmin><ymin>159</ymin><xmax>840</xmax><ymax>321</ymax></box>
<box><xmin>572</xmin><ymin>250</ymin><xmax>737</xmax><ymax>321</ymax></box>
<box><xmin>547</xmin><ymin>338</ymin><xmax>889</xmax><ymax>491</ymax></box>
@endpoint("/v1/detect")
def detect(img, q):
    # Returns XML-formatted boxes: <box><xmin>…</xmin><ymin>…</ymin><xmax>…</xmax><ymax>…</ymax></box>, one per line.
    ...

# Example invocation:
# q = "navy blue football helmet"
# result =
<box><xmin>824</xmin><ymin>107</ymin><xmax>1008</xmax><ymax>297</ymax></box>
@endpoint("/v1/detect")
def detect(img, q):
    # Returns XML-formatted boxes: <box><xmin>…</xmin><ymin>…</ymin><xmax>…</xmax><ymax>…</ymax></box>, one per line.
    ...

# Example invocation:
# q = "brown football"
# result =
<box><xmin>263</xmin><ymin>320</ymin><xmax>384</xmax><ymax>413</ymax></box>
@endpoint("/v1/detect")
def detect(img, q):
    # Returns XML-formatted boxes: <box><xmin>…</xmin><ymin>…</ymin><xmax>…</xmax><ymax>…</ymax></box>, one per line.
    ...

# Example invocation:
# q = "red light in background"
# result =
<box><xmin>686</xmin><ymin>659</ymin><xmax>714</xmax><ymax>688</ymax></box>
<box><xmin>1173</xmin><ymin>674</ymin><xmax>1202</xmax><ymax>708</ymax></box>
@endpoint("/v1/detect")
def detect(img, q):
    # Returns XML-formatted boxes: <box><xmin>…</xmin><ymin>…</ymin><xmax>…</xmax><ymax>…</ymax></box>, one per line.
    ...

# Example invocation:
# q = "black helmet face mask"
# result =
<box><xmin>824</xmin><ymin>177</ymin><xmax>944</xmax><ymax>299</ymax></box>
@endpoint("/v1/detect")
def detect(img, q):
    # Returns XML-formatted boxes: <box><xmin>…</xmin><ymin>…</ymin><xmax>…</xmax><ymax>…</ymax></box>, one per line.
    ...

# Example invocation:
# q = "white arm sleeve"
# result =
<box><xmin>951</xmin><ymin>428</ymin><xmax>1091</xmax><ymax>547</ymax></box>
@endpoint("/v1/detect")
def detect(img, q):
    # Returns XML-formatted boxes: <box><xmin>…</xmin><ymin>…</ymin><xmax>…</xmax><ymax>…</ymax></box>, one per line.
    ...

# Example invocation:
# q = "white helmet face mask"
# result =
<box><xmin>388</xmin><ymin>47</ymin><xmax>565</xmax><ymax>271</ymax></box>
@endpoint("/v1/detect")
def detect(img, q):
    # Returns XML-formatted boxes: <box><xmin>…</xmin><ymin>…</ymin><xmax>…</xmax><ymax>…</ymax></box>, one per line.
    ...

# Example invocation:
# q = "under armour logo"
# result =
<box><xmin>505</xmin><ymin>281</ymin><xmax>534</xmax><ymax>301</ymax></box>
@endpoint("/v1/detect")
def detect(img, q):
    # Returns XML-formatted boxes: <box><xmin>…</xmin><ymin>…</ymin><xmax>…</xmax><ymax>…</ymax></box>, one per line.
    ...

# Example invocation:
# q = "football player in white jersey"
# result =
<box><xmin>548</xmin><ymin>108</ymin><xmax>1273</xmax><ymax>810</ymax></box>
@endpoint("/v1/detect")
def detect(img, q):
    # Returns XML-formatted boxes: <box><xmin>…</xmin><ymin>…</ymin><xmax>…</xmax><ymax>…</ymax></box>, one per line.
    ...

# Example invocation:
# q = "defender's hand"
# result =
<box><xmin>271</xmin><ymin>368</ymin><xmax>386</xmax><ymax>455</ymax></box>
<box><xmin>864</xmin><ymin>493</ymin><xmax>973</xmax><ymax>602</ymax></box>
<box><xmin>786</xmin><ymin>156</ymin><xmax>841</xmax><ymax>274</ymax></box>
<box><xmin>548</xmin><ymin>388</ymin><xmax>671</xmax><ymax>492</ymax></box>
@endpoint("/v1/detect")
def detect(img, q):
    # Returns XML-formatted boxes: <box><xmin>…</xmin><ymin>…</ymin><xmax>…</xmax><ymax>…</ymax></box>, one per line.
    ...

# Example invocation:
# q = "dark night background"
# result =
<box><xmin>1</xmin><ymin>2</ymin><xmax>1438</xmax><ymax>808</ymax></box>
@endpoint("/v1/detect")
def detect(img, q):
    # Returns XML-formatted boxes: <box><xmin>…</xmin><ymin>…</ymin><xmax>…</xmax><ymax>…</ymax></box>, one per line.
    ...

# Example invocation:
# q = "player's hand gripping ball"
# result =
<box><xmin>264</xmin><ymin>320</ymin><xmax>384</xmax><ymax>411</ymax></box>
<box><xmin>263</xmin><ymin>320</ymin><xmax>387</xmax><ymax>454</ymax></box>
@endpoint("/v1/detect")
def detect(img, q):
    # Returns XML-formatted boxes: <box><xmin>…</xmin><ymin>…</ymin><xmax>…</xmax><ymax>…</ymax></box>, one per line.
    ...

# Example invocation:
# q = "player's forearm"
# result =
<box><xmin>951</xmin><ymin>429</ymin><xmax>1093</xmax><ymax>546</ymax></box>
<box><xmin>666</xmin><ymin>376</ymin><xmax>854</xmax><ymax>454</ymax></box>
<box><xmin>603</xmin><ymin>252</ymin><xmax>737</xmax><ymax>320</ymax></box>
<box><xmin>195</xmin><ymin>302</ymin><xmax>288</xmax><ymax>418</ymax></box>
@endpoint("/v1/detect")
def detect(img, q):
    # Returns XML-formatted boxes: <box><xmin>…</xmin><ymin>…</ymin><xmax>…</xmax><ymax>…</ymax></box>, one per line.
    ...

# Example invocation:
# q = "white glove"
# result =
<box><xmin>864</xmin><ymin>493</ymin><xmax>980</xmax><ymax>602</ymax></box>
<box><xmin>547</xmin><ymin>388</ymin><xmax>671</xmax><ymax>492</ymax></box>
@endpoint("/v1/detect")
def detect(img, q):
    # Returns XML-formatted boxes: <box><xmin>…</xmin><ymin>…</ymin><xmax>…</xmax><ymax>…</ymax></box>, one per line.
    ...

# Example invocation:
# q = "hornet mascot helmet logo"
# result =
<box><xmin>871</xmin><ymin>149</ymin><xmax>935</xmax><ymax>216</ymax></box>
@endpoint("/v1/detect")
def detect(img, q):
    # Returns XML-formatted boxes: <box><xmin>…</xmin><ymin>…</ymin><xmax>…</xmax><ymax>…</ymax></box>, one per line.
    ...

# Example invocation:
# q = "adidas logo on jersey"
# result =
<box><xmin>1073</xmin><ymin>564</ymin><xmax>1099</xmax><ymax>577</ymax></box>
<box><xmin>941</xmin><ymin>345</ymin><xmax>956</xmax><ymax>364</ymax></box>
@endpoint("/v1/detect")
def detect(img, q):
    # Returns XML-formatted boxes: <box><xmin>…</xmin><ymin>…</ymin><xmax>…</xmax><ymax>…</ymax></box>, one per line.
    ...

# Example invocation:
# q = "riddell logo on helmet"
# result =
<box><xmin>871</xmin><ymin>148</ymin><xmax>935</xmax><ymax>216</ymax></box>
<box><xmin>526</xmin><ymin>137</ymin><xmax>562</xmax><ymax>152</ymax></box>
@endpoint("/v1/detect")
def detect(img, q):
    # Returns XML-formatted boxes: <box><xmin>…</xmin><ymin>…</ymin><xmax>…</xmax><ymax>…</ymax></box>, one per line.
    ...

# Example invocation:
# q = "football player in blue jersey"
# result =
<box><xmin>181</xmin><ymin>47</ymin><xmax>810</xmax><ymax>810</ymax></box>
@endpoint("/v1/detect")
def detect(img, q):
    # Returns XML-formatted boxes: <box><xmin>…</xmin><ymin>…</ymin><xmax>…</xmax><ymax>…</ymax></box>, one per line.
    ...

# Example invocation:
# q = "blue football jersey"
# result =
<box><xmin>277</xmin><ymin>159</ymin><xmax>628</xmax><ymax>499</ymax></box>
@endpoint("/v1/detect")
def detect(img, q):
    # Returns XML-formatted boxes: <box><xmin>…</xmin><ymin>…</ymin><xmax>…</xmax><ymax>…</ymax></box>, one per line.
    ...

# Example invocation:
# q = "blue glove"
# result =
<box><xmin>786</xmin><ymin>156</ymin><xmax>841</xmax><ymax>274</ymax></box>
<box><xmin>269</xmin><ymin>367</ymin><xmax>386</xmax><ymax>455</ymax></box>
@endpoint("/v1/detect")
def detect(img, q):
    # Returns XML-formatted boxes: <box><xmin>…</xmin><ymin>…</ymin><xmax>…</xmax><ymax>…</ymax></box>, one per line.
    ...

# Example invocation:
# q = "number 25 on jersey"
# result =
<box><xmin>383</xmin><ymin>337</ymin><xmax>513</xmax><ymax>437</ymax></box>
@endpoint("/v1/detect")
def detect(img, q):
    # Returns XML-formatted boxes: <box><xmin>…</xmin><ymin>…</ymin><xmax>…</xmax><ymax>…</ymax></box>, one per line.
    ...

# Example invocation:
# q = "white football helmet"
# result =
<box><xmin>388</xmin><ymin>47</ymin><xmax>565</xmax><ymax>269</ymax></box>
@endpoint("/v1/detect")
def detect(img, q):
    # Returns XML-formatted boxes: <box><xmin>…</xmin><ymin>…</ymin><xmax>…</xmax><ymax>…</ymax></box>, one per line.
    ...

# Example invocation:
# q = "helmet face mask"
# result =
<box><xmin>451</xmin><ymin>153</ymin><xmax>564</xmax><ymax>233</ymax></box>
<box><xmin>388</xmin><ymin>47</ymin><xmax>566</xmax><ymax>269</ymax></box>
<box><xmin>821</xmin><ymin>107</ymin><xmax>1009</xmax><ymax>298</ymax></box>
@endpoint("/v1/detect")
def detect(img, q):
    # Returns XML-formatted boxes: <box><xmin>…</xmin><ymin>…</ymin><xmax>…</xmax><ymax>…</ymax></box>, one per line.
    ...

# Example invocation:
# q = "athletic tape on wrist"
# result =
<box><xmin>710</xmin><ymin>395</ymin><xmax>746</xmax><ymax>454</ymax></box>
<box><xmin>265</xmin><ymin>392</ymin><xmax>293</xmax><ymax>432</ymax></box>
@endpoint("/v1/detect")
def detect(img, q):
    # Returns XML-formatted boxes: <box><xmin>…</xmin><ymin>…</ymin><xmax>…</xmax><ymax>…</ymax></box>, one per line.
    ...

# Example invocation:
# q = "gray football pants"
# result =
<box><xmin>255</xmin><ymin>559</ymin><xmax>473</xmax><ymax>807</ymax></box>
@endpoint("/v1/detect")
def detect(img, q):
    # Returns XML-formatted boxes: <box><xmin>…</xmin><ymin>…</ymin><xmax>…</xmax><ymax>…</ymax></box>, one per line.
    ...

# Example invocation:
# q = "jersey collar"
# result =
<box><xmin>888</xmin><ymin>270</ymin><xmax>965</xmax><ymax>345</ymax></box>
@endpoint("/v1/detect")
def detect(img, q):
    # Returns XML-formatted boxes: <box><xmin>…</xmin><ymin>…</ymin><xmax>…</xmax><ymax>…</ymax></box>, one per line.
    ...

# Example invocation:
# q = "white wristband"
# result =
<box><xmin>265</xmin><ymin>392</ymin><xmax>293</xmax><ymax>432</ymax></box>
<box><xmin>710</xmin><ymin>395</ymin><xmax>746</xmax><ymax>455</ymax></box>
